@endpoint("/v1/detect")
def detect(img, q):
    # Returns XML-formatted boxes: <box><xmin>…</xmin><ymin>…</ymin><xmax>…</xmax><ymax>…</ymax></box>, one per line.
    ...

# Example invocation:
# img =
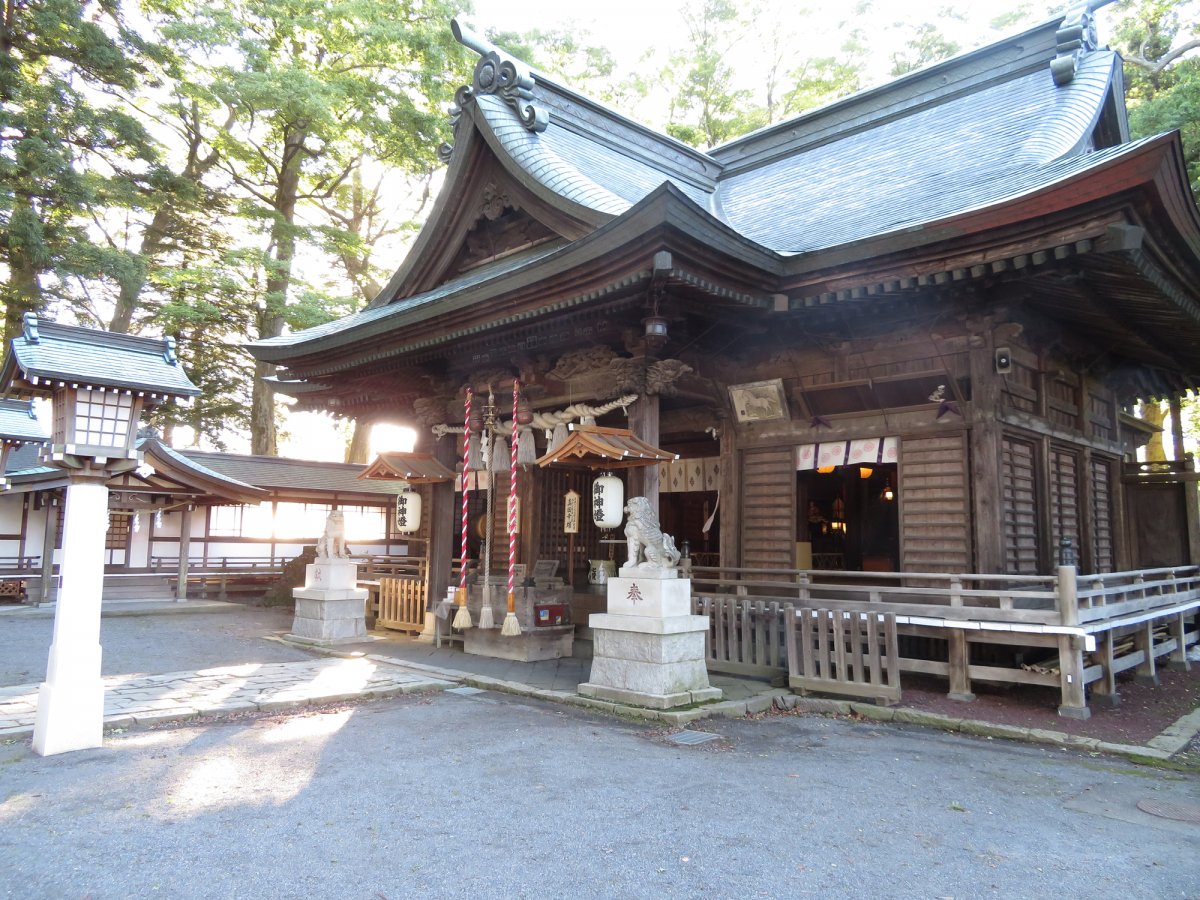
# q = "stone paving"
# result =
<box><xmin>0</xmin><ymin>657</ymin><xmax>452</xmax><ymax>737</ymax></box>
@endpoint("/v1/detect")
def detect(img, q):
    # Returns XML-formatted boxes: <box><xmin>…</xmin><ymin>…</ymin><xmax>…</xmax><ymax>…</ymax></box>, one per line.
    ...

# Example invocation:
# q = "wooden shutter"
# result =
<box><xmin>1001</xmin><ymin>436</ymin><xmax>1039</xmax><ymax>575</ymax></box>
<box><xmin>739</xmin><ymin>446</ymin><xmax>796</xmax><ymax>568</ymax></box>
<box><xmin>899</xmin><ymin>434</ymin><xmax>971</xmax><ymax>572</ymax></box>
<box><xmin>1049</xmin><ymin>446</ymin><xmax>1080</xmax><ymax>566</ymax></box>
<box><xmin>1088</xmin><ymin>457</ymin><xmax>1114</xmax><ymax>573</ymax></box>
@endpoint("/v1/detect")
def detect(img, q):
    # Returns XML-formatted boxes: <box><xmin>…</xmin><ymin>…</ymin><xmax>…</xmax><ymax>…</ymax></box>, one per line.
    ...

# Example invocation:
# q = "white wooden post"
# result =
<box><xmin>33</xmin><ymin>475</ymin><xmax>109</xmax><ymax>755</ymax></box>
<box><xmin>1055</xmin><ymin>564</ymin><xmax>1089</xmax><ymax>719</ymax></box>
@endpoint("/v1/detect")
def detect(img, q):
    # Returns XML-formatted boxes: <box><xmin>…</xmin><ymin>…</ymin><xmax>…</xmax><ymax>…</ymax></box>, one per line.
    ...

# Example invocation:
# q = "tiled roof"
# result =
<box><xmin>1</xmin><ymin>317</ymin><xmax>200</xmax><ymax>399</ymax></box>
<box><xmin>717</xmin><ymin>51</ymin><xmax>1119</xmax><ymax>254</ymax></box>
<box><xmin>183</xmin><ymin>451</ymin><xmax>401</xmax><ymax>497</ymax></box>
<box><xmin>0</xmin><ymin>399</ymin><xmax>48</xmax><ymax>445</ymax></box>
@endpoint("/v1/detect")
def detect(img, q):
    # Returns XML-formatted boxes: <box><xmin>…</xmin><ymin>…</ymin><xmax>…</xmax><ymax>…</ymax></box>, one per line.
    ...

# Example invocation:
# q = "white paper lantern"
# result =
<box><xmin>394</xmin><ymin>484</ymin><xmax>422</xmax><ymax>534</ymax></box>
<box><xmin>592</xmin><ymin>472</ymin><xmax>624</xmax><ymax>529</ymax></box>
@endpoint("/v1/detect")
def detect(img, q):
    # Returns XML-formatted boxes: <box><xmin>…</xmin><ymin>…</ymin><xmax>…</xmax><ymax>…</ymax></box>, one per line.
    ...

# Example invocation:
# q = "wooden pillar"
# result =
<box><xmin>946</xmin><ymin>578</ymin><xmax>974</xmax><ymax>700</ymax></box>
<box><xmin>175</xmin><ymin>505</ymin><xmax>192</xmax><ymax>601</ymax></box>
<box><xmin>627</xmin><ymin>391</ymin><xmax>660</xmax><ymax>508</ymax></box>
<box><xmin>1090</xmin><ymin>631</ymin><xmax>1120</xmax><ymax>708</ymax></box>
<box><xmin>425</xmin><ymin>436</ymin><xmax>458</xmax><ymax>611</ymax></box>
<box><xmin>1133</xmin><ymin>620</ymin><xmax>1159</xmax><ymax>686</ymax></box>
<box><xmin>1056</xmin><ymin>565</ymin><xmax>1090</xmax><ymax>718</ymax></box>
<box><xmin>1167</xmin><ymin>613</ymin><xmax>1191</xmax><ymax>672</ymax></box>
<box><xmin>38</xmin><ymin>492</ymin><xmax>58</xmax><ymax>606</ymax></box>
<box><xmin>718</xmin><ymin>418</ymin><xmax>738</xmax><ymax>568</ymax></box>
<box><xmin>968</xmin><ymin>341</ymin><xmax>1003</xmax><ymax>573</ymax></box>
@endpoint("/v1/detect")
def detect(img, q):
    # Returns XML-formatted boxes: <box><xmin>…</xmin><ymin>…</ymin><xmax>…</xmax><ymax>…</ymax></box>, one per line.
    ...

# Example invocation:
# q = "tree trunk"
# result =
<box><xmin>249</xmin><ymin>127</ymin><xmax>306</xmax><ymax>456</ymax></box>
<box><xmin>4</xmin><ymin>195</ymin><xmax>45</xmax><ymax>343</ymax></box>
<box><xmin>346</xmin><ymin>418</ymin><xmax>372</xmax><ymax>463</ymax></box>
<box><xmin>1141</xmin><ymin>401</ymin><xmax>1168</xmax><ymax>461</ymax></box>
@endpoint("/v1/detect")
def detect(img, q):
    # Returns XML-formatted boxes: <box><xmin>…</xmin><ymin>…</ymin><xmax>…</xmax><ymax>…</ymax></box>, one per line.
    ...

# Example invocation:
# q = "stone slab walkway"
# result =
<box><xmin>0</xmin><ymin>657</ymin><xmax>452</xmax><ymax>737</ymax></box>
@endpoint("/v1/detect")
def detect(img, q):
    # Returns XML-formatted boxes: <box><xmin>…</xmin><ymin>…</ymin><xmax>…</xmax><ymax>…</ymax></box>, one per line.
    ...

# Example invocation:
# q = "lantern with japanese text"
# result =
<box><xmin>591</xmin><ymin>471</ymin><xmax>623</xmax><ymax>529</ymax></box>
<box><xmin>394</xmin><ymin>483</ymin><xmax>422</xmax><ymax>534</ymax></box>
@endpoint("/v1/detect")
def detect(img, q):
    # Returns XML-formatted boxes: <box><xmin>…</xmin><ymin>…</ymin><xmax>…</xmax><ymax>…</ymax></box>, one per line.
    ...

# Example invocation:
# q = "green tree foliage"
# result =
<box><xmin>889</xmin><ymin>11</ymin><xmax>965</xmax><ymax>77</ymax></box>
<box><xmin>0</xmin><ymin>0</ymin><xmax>162</xmax><ymax>340</ymax></box>
<box><xmin>148</xmin><ymin>0</ymin><xmax>466</xmax><ymax>454</ymax></box>
<box><xmin>1110</xmin><ymin>0</ymin><xmax>1200</xmax><ymax>198</ymax></box>
<box><xmin>662</xmin><ymin>0</ymin><xmax>756</xmax><ymax>148</ymax></box>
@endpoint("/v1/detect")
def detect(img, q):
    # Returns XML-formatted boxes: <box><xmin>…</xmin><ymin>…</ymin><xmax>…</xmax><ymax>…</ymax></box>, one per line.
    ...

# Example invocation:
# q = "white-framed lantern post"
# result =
<box><xmin>0</xmin><ymin>314</ymin><xmax>199</xmax><ymax>755</ymax></box>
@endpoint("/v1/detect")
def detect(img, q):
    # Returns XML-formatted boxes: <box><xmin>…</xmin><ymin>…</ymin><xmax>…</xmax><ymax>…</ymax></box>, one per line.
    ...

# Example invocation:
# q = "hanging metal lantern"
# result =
<box><xmin>592</xmin><ymin>471</ymin><xmax>624</xmax><ymax>529</ymax></box>
<box><xmin>394</xmin><ymin>482</ymin><xmax>422</xmax><ymax>534</ymax></box>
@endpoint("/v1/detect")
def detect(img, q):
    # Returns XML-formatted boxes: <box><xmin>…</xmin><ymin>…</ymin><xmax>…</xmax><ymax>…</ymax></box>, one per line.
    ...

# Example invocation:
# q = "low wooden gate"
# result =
<box><xmin>377</xmin><ymin>576</ymin><xmax>426</xmax><ymax>633</ymax></box>
<box><xmin>693</xmin><ymin>595</ymin><xmax>789</xmax><ymax>680</ymax></box>
<box><xmin>785</xmin><ymin>607</ymin><xmax>901</xmax><ymax>705</ymax></box>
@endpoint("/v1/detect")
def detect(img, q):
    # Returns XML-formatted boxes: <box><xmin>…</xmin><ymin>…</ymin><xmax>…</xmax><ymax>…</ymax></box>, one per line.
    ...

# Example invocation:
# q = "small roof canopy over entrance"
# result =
<box><xmin>536</xmin><ymin>425</ymin><xmax>679</xmax><ymax>469</ymax></box>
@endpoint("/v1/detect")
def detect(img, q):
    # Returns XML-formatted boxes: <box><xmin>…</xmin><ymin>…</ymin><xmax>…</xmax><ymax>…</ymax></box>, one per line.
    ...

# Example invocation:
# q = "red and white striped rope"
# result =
<box><xmin>507</xmin><ymin>379</ymin><xmax>519</xmax><ymax>598</ymax></box>
<box><xmin>459</xmin><ymin>386</ymin><xmax>472</xmax><ymax>592</ymax></box>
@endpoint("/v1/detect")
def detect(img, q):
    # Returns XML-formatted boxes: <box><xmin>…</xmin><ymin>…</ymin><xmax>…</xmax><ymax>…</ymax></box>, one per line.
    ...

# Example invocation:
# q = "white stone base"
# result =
<box><xmin>289</xmin><ymin>587</ymin><xmax>368</xmax><ymax>645</ymax></box>
<box><xmin>580</xmin><ymin>575</ymin><xmax>720</xmax><ymax>710</ymax></box>
<box><xmin>605</xmin><ymin>575</ymin><xmax>690</xmax><ymax>617</ymax></box>
<box><xmin>305</xmin><ymin>559</ymin><xmax>358</xmax><ymax>590</ymax></box>
<box><xmin>32</xmin><ymin>677</ymin><xmax>104</xmax><ymax>756</ymax></box>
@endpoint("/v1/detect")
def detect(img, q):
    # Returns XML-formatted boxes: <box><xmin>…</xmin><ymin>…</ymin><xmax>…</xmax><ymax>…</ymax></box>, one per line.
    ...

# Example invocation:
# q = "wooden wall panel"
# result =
<box><xmin>900</xmin><ymin>434</ymin><xmax>971</xmax><ymax>572</ymax></box>
<box><xmin>1001</xmin><ymin>436</ymin><xmax>1039</xmax><ymax>575</ymax></box>
<box><xmin>1049</xmin><ymin>446</ymin><xmax>1081</xmax><ymax>565</ymax></box>
<box><xmin>739</xmin><ymin>446</ymin><xmax>796</xmax><ymax>569</ymax></box>
<box><xmin>1089</xmin><ymin>457</ymin><xmax>1114</xmax><ymax>573</ymax></box>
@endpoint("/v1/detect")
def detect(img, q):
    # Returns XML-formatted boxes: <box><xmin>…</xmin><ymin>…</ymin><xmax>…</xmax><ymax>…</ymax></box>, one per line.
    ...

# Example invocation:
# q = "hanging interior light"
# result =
<box><xmin>394</xmin><ymin>481</ymin><xmax>422</xmax><ymax>533</ymax></box>
<box><xmin>882</xmin><ymin>477</ymin><xmax>895</xmax><ymax>502</ymax></box>
<box><xmin>592</xmin><ymin>470</ymin><xmax>624</xmax><ymax>529</ymax></box>
<box><xmin>859</xmin><ymin>466</ymin><xmax>874</xmax><ymax>479</ymax></box>
<box><xmin>817</xmin><ymin>465</ymin><xmax>836</xmax><ymax>474</ymax></box>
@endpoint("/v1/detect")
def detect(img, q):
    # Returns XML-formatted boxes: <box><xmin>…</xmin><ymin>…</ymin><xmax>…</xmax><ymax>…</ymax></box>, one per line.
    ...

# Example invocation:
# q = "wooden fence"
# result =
<box><xmin>693</xmin><ymin>595</ymin><xmax>789</xmax><ymax>679</ymax></box>
<box><xmin>375</xmin><ymin>576</ymin><xmax>427</xmax><ymax>633</ymax></box>
<box><xmin>786</xmin><ymin>607</ymin><xmax>901</xmax><ymax>705</ymax></box>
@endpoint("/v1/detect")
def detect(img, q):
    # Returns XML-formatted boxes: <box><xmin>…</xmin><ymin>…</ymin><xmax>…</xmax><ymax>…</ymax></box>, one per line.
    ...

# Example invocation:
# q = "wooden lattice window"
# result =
<box><xmin>537</xmin><ymin>468</ymin><xmax>603</xmax><ymax>575</ymax></box>
<box><xmin>1001</xmin><ymin>436</ymin><xmax>1039</xmax><ymax>575</ymax></box>
<box><xmin>106</xmin><ymin>513</ymin><xmax>131</xmax><ymax>551</ymax></box>
<box><xmin>1049</xmin><ymin>446</ymin><xmax>1081</xmax><ymax>565</ymax></box>
<box><xmin>1089</xmin><ymin>457</ymin><xmax>1115</xmax><ymax>573</ymax></box>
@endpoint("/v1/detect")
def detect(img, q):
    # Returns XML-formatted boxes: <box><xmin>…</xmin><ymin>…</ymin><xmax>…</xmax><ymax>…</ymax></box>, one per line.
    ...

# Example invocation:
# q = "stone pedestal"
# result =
<box><xmin>288</xmin><ymin>559</ymin><xmax>368</xmax><ymax>645</ymax></box>
<box><xmin>579</xmin><ymin>572</ymin><xmax>721</xmax><ymax>709</ymax></box>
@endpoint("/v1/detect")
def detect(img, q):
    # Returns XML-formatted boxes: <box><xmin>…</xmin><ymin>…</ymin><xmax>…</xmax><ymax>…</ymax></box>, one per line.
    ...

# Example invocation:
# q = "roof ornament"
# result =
<box><xmin>439</xmin><ymin>19</ymin><xmax>549</xmax><ymax>162</ymax></box>
<box><xmin>21</xmin><ymin>312</ymin><xmax>39</xmax><ymax>345</ymax></box>
<box><xmin>1051</xmin><ymin>0</ymin><xmax>1105</xmax><ymax>85</ymax></box>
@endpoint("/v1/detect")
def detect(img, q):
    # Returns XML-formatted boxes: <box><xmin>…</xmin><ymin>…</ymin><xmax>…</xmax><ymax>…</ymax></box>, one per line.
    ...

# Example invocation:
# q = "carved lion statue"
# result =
<box><xmin>316</xmin><ymin>510</ymin><xmax>350</xmax><ymax>560</ymax></box>
<box><xmin>623</xmin><ymin>496</ymin><xmax>681</xmax><ymax>571</ymax></box>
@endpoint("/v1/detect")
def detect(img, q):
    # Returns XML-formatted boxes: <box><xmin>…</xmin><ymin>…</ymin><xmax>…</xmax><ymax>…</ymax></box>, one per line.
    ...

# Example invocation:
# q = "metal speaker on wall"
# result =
<box><xmin>592</xmin><ymin>471</ymin><xmax>623</xmax><ymax>529</ymax></box>
<box><xmin>394</xmin><ymin>483</ymin><xmax>422</xmax><ymax>534</ymax></box>
<box><xmin>994</xmin><ymin>347</ymin><xmax>1012</xmax><ymax>374</ymax></box>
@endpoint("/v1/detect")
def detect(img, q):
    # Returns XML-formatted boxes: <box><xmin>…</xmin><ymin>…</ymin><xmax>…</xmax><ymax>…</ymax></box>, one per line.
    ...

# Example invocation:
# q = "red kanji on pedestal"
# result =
<box><xmin>626</xmin><ymin>582</ymin><xmax>643</xmax><ymax>604</ymax></box>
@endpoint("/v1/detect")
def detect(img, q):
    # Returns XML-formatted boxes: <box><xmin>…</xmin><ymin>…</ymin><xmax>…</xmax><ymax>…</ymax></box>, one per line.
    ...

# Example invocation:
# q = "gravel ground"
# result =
<box><xmin>0</xmin><ymin>607</ymin><xmax>311</xmax><ymax>687</ymax></box>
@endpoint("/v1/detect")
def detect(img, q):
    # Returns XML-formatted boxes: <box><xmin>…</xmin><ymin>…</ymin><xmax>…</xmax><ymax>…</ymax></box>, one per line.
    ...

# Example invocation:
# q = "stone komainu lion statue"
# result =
<box><xmin>623</xmin><ymin>496</ymin><xmax>681</xmax><ymax>571</ymax></box>
<box><xmin>315</xmin><ymin>510</ymin><xmax>350</xmax><ymax>559</ymax></box>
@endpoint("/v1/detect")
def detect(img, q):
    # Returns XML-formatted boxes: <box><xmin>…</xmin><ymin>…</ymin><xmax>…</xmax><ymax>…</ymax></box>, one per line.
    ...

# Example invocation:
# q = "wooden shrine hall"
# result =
<box><xmin>250</xmin><ymin>8</ymin><xmax>1200</xmax><ymax>716</ymax></box>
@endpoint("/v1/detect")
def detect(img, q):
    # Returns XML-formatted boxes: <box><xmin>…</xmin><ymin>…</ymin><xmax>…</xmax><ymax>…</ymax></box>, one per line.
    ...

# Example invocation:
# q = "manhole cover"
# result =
<box><xmin>446</xmin><ymin>686</ymin><xmax>486</xmax><ymax>696</ymax></box>
<box><xmin>669</xmin><ymin>730</ymin><xmax>721</xmax><ymax>746</ymax></box>
<box><xmin>1136</xmin><ymin>799</ymin><xmax>1200</xmax><ymax>824</ymax></box>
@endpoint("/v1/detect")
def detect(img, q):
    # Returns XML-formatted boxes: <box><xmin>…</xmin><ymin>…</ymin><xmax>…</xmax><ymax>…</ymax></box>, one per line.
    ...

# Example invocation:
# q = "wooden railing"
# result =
<box><xmin>688</xmin><ymin>564</ymin><xmax>1199</xmax><ymax>715</ymax></box>
<box><xmin>150</xmin><ymin>554</ymin><xmax>291</xmax><ymax>571</ymax></box>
